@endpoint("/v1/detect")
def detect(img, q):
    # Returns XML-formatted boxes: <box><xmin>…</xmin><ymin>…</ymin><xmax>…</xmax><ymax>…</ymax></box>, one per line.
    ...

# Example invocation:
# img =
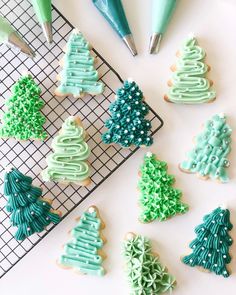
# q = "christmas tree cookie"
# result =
<box><xmin>180</xmin><ymin>114</ymin><xmax>232</xmax><ymax>183</ymax></box>
<box><xmin>58</xmin><ymin>206</ymin><xmax>106</xmax><ymax>276</ymax></box>
<box><xmin>164</xmin><ymin>35</ymin><xmax>216</xmax><ymax>104</ymax></box>
<box><xmin>0</xmin><ymin>73</ymin><xmax>47</xmax><ymax>141</ymax></box>
<box><xmin>55</xmin><ymin>28</ymin><xmax>104</xmax><ymax>98</ymax></box>
<box><xmin>124</xmin><ymin>233</ymin><xmax>176</xmax><ymax>294</ymax></box>
<box><xmin>4</xmin><ymin>167</ymin><xmax>61</xmax><ymax>241</ymax></box>
<box><xmin>42</xmin><ymin>116</ymin><xmax>91</xmax><ymax>186</ymax></box>
<box><xmin>138</xmin><ymin>152</ymin><xmax>188</xmax><ymax>223</ymax></box>
<box><xmin>182</xmin><ymin>206</ymin><xmax>233</xmax><ymax>278</ymax></box>
<box><xmin>102</xmin><ymin>79</ymin><xmax>153</xmax><ymax>148</ymax></box>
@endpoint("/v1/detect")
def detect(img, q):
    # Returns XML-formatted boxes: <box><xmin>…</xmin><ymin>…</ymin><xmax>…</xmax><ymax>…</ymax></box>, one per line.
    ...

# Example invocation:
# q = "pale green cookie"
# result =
<box><xmin>55</xmin><ymin>28</ymin><xmax>104</xmax><ymax>98</ymax></box>
<box><xmin>180</xmin><ymin>114</ymin><xmax>231</xmax><ymax>182</ymax></box>
<box><xmin>58</xmin><ymin>206</ymin><xmax>106</xmax><ymax>276</ymax></box>
<box><xmin>41</xmin><ymin>116</ymin><xmax>91</xmax><ymax>185</ymax></box>
<box><xmin>124</xmin><ymin>233</ymin><xmax>176</xmax><ymax>294</ymax></box>
<box><xmin>165</xmin><ymin>35</ymin><xmax>216</xmax><ymax>104</ymax></box>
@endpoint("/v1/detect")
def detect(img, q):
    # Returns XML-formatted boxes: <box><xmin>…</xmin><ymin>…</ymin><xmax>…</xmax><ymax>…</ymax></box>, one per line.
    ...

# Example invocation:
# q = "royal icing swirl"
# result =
<box><xmin>182</xmin><ymin>207</ymin><xmax>233</xmax><ymax>278</ymax></box>
<box><xmin>41</xmin><ymin>116</ymin><xmax>91</xmax><ymax>184</ymax></box>
<box><xmin>167</xmin><ymin>36</ymin><xmax>216</xmax><ymax>104</ymax></box>
<box><xmin>124</xmin><ymin>234</ymin><xmax>176</xmax><ymax>294</ymax></box>
<box><xmin>59</xmin><ymin>207</ymin><xmax>105</xmax><ymax>276</ymax></box>
<box><xmin>180</xmin><ymin>114</ymin><xmax>231</xmax><ymax>182</ymax></box>
<box><xmin>139</xmin><ymin>152</ymin><xmax>188</xmax><ymax>223</ymax></box>
<box><xmin>0</xmin><ymin>74</ymin><xmax>47</xmax><ymax>141</ymax></box>
<box><xmin>55</xmin><ymin>29</ymin><xmax>104</xmax><ymax>97</ymax></box>
<box><xmin>4</xmin><ymin>168</ymin><xmax>60</xmax><ymax>241</ymax></box>
<box><xmin>102</xmin><ymin>79</ymin><xmax>153</xmax><ymax>147</ymax></box>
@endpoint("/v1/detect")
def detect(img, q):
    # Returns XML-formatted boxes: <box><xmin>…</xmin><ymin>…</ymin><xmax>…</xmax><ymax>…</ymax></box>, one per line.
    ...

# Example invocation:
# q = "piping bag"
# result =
<box><xmin>149</xmin><ymin>0</ymin><xmax>177</xmax><ymax>54</ymax></box>
<box><xmin>92</xmin><ymin>0</ymin><xmax>137</xmax><ymax>56</ymax></box>
<box><xmin>31</xmin><ymin>0</ymin><xmax>52</xmax><ymax>43</ymax></box>
<box><xmin>0</xmin><ymin>16</ymin><xmax>35</xmax><ymax>58</ymax></box>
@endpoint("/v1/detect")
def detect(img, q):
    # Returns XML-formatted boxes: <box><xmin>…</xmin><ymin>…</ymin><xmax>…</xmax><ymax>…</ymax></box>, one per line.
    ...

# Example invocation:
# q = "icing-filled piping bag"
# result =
<box><xmin>149</xmin><ymin>0</ymin><xmax>177</xmax><ymax>54</ymax></box>
<box><xmin>92</xmin><ymin>0</ymin><xmax>137</xmax><ymax>56</ymax></box>
<box><xmin>0</xmin><ymin>16</ymin><xmax>35</xmax><ymax>58</ymax></box>
<box><xmin>31</xmin><ymin>0</ymin><xmax>53</xmax><ymax>43</ymax></box>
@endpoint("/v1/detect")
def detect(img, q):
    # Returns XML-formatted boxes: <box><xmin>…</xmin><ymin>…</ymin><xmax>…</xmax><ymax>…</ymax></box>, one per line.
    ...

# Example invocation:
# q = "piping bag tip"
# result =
<box><xmin>123</xmin><ymin>34</ymin><xmax>137</xmax><ymax>56</ymax></box>
<box><xmin>149</xmin><ymin>33</ymin><xmax>162</xmax><ymax>54</ymax></box>
<box><xmin>42</xmin><ymin>22</ymin><xmax>53</xmax><ymax>44</ymax></box>
<box><xmin>8</xmin><ymin>32</ymin><xmax>35</xmax><ymax>59</ymax></box>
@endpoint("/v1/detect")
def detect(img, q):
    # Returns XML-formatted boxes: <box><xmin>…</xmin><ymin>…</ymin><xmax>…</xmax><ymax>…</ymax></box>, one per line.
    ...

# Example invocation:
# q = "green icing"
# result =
<box><xmin>167</xmin><ymin>36</ymin><xmax>216</xmax><ymax>104</ymax></box>
<box><xmin>0</xmin><ymin>74</ymin><xmax>47</xmax><ymax>141</ymax></box>
<box><xmin>4</xmin><ymin>167</ymin><xmax>61</xmax><ymax>241</ymax></box>
<box><xmin>41</xmin><ymin>116</ymin><xmax>91</xmax><ymax>184</ymax></box>
<box><xmin>124</xmin><ymin>234</ymin><xmax>176</xmax><ymax>294</ymax></box>
<box><xmin>31</xmin><ymin>0</ymin><xmax>52</xmax><ymax>24</ymax></box>
<box><xmin>59</xmin><ymin>207</ymin><xmax>105</xmax><ymax>276</ymax></box>
<box><xmin>180</xmin><ymin>114</ymin><xmax>231</xmax><ymax>182</ymax></box>
<box><xmin>102</xmin><ymin>79</ymin><xmax>153</xmax><ymax>147</ymax></box>
<box><xmin>55</xmin><ymin>29</ymin><xmax>104</xmax><ymax>98</ymax></box>
<box><xmin>139</xmin><ymin>152</ymin><xmax>188</xmax><ymax>223</ymax></box>
<box><xmin>0</xmin><ymin>16</ymin><xmax>14</xmax><ymax>43</ymax></box>
<box><xmin>182</xmin><ymin>206</ymin><xmax>233</xmax><ymax>278</ymax></box>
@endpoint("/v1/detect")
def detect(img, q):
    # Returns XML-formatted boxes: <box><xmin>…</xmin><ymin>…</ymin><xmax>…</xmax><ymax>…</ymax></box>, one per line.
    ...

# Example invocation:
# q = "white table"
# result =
<box><xmin>1</xmin><ymin>0</ymin><xmax>236</xmax><ymax>294</ymax></box>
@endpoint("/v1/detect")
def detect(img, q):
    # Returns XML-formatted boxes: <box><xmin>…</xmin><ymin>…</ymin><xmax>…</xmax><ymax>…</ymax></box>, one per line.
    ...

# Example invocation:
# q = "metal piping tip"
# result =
<box><xmin>42</xmin><ymin>21</ymin><xmax>53</xmax><ymax>44</ymax></box>
<box><xmin>123</xmin><ymin>34</ymin><xmax>137</xmax><ymax>56</ymax></box>
<box><xmin>8</xmin><ymin>32</ymin><xmax>35</xmax><ymax>59</ymax></box>
<box><xmin>149</xmin><ymin>33</ymin><xmax>162</xmax><ymax>54</ymax></box>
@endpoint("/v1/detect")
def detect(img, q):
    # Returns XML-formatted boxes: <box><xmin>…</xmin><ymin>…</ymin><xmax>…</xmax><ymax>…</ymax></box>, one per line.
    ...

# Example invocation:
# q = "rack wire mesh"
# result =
<box><xmin>0</xmin><ymin>0</ymin><xmax>163</xmax><ymax>278</ymax></box>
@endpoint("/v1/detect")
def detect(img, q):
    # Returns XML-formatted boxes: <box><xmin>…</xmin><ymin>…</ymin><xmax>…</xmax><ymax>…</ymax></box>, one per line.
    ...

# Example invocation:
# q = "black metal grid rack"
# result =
<box><xmin>0</xmin><ymin>0</ymin><xmax>163</xmax><ymax>279</ymax></box>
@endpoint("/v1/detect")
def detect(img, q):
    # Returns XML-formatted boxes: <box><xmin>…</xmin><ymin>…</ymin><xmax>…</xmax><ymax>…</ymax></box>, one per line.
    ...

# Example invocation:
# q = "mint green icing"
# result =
<box><xmin>167</xmin><ymin>36</ymin><xmax>216</xmax><ymax>104</ymax></box>
<box><xmin>124</xmin><ymin>234</ymin><xmax>176</xmax><ymax>294</ymax></box>
<box><xmin>139</xmin><ymin>152</ymin><xmax>188</xmax><ymax>223</ymax></box>
<box><xmin>0</xmin><ymin>16</ymin><xmax>14</xmax><ymax>43</ymax></box>
<box><xmin>41</xmin><ymin>116</ymin><xmax>91</xmax><ymax>184</ymax></box>
<box><xmin>55</xmin><ymin>29</ymin><xmax>104</xmax><ymax>97</ymax></box>
<box><xmin>4</xmin><ymin>167</ymin><xmax>61</xmax><ymax>241</ymax></box>
<box><xmin>0</xmin><ymin>74</ymin><xmax>47</xmax><ymax>141</ymax></box>
<box><xmin>182</xmin><ymin>207</ymin><xmax>233</xmax><ymax>278</ymax></box>
<box><xmin>59</xmin><ymin>207</ymin><xmax>105</xmax><ymax>276</ymax></box>
<box><xmin>180</xmin><ymin>114</ymin><xmax>231</xmax><ymax>182</ymax></box>
<box><xmin>102</xmin><ymin>79</ymin><xmax>153</xmax><ymax>147</ymax></box>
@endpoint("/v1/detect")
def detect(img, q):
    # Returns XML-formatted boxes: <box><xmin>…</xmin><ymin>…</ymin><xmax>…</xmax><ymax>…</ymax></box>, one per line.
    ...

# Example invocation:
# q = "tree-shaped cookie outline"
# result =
<box><xmin>179</xmin><ymin>113</ymin><xmax>231</xmax><ymax>183</ymax></box>
<box><xmin>41</xmin><ymin>116</ymin><xmax>91</xmax><ymax>186</ymax></box>
<box><xmin>164</xmin><ymin>35</ymin><xmax>216</xmax><ymax>104</ymax></box>
<box><xmin>182</xmin><ymin>206</ymin><xmax>233</xmax><ymax>278</ymax></box>
<box><xmin>0</xmin><ymin>73</ymin><xmax>47</xmax><ymax>141</ymax></box>
<box><xmin>124</xmin><ymin>232</ymin><xmax>176</xmax><ymax>294</ymax></box>
<box><xmin>138</xmin><ymin>152</ymin><xmax>189</xmax><ymax>223</ymax></box>
<box><xmin>55</xmin><ymin>28</ymin><xmax>104</xmax><ymax>98</ymax></box>
<box><xmin>58</xmin><ymin>206</ymin><xmax>106</xmax><ymax>276</ymax></box>
<box><xmin>102</xmin><ymin>78</ymin><xmax>153</xmax><ymax>148</ymax></box>
<box><xmin>4</xmin><ymin>166</ymin><xmax>61</xmax><ymax>241</ymax></box>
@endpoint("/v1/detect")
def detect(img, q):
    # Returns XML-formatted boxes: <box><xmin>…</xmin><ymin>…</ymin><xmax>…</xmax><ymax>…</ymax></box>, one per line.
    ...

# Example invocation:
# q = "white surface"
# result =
<box><xmin>1</xmin><ymin>0</ymin><xmax>236</xmax><ymax>294</ymax></box>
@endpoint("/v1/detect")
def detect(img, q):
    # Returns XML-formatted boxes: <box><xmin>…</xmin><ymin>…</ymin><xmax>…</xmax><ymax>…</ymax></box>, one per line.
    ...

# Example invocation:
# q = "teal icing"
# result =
<box><xmin>102</xmin><ymin>79</ymin><xmax>153</xmax><ymax>147</ymax></box>
<box><xmin>167</xmin><ymin>36</ymin><xmax>216</xmax><ymax>104</ymax></box>
<box><xmin>59</xmin><ymin>207</ymin><xmax>105</xmax><ymax>276</ymax></box>
<box><xmin>4</xmin><ymin>168</ymin><xmax>60</xmax><ymax>241</ymax></box>
<box><xmin>124</xmin><ymin>234</ymin><xmax>176</xmax><ymax>294</ymax></box>
<box><xmin>41</xmin><ymin>116</ymin><xmax>91</xmax><ymax>184</ymax></box>
<box><xmin>55</xmin><ymin>29</ymin><xmax>104</xmax><ymax>97</ymax></box>
<box><xmin>180</xmin><ymin>114</ymin><xmax>231</xmax><ymax>182</ymax></box>
<box><xmin>182</xmin><ymin>207</ymin><xmax>233</xmax><ymax>278</ymax></box>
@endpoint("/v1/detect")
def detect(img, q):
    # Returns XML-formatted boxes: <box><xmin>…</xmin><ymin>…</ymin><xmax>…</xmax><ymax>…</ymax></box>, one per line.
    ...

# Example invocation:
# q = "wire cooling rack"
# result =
<box><xmin>0</xmin><ymin>0</ymin><xmax>163</xmax><ymax>279</ymax></box>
